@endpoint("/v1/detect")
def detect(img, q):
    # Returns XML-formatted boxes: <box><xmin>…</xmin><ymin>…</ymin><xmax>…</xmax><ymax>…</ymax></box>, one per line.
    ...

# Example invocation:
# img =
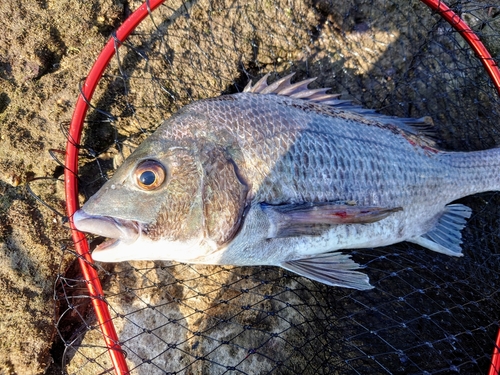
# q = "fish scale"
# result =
<box><xmin>73</xmin><ymin>74</ymin><xmax>500</xmax><ymax>290</ymax></box>
<box><xmin>196</xmin><ymin>94</ymin><xmax>433</xmax><ymax>205</ymax></box>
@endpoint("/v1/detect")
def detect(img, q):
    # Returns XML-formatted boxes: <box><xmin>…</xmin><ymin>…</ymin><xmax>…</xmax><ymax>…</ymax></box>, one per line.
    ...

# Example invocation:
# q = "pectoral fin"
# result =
<box><xmin>262</xmin><ymin>202</ymin><xmax>402</xmax><ymax>238</ymax></box>
<box><xmin>407</xmin><ymin>204</ymin><xmax>472</xmax><ymax>256</ymax></box>
<box><xmin>281</xmin><ymin>252</ymin><xmax>373</xmax><ymax>290</ymax></box>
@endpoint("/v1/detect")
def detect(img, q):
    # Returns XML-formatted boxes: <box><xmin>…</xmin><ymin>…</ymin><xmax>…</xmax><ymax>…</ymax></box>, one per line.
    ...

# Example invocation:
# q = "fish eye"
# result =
<box><xmin>134</xmin><ymin>160</ymin><xmax>167</xmax><ymax>190</ymax></box>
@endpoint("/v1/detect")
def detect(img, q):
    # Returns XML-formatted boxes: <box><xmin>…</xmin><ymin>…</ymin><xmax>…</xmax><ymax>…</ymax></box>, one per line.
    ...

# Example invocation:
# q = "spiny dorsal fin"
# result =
<box><xmin>243</xmin><ymin>73</ymin><xmax>341</xmax><ymax>104</ymax></box>
<box><xmin>243</xmin><ymin>73</ymin><xmax>438</xmax><ymax>145</ymax></box>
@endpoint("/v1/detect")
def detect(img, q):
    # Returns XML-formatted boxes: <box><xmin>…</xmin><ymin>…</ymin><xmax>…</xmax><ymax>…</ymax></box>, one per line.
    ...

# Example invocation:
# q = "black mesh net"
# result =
<box><xmin>54</xmin><ymin>0</ymin><xmax>500</xmax><ymax>373</ymax></box>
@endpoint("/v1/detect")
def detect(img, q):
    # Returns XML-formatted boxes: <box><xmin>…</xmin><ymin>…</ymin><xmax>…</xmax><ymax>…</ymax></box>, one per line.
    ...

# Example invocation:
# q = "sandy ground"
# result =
<box><xmin>0</xmin><ymin>1</ymin><xmax>127</xmax><ymax>373</ymax></box>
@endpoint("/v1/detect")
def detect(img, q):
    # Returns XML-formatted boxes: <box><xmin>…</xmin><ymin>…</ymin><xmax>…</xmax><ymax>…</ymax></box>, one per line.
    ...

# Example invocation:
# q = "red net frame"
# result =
<box><xmin>63</xmin><ymin>1</ymin><xmax>500</xmax><ymax>374</ymax></box>
<box><xmin>64</xmin><ymin>1</ymin><xmax>165</xmax><ymax>373</ymax></box>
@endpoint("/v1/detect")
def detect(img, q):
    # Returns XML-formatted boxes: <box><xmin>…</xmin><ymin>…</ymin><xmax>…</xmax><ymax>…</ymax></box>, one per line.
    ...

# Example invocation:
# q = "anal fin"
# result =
<box><xmin>281</xmin><ymin>252</ymin><xmax>373</xmax><ymax>290</ymax></box>
<box><xmin>407</xmin><ymin>204</ymin><xmax>472</xmax><ymax>256</ymax></box>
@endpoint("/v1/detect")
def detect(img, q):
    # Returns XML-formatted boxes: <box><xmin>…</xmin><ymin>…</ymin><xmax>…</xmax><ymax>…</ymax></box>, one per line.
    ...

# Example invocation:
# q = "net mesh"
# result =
<box><xmin>53</xmin><ymin>0</ymin><xmax>500</xmax><ymax>373</ymax></box>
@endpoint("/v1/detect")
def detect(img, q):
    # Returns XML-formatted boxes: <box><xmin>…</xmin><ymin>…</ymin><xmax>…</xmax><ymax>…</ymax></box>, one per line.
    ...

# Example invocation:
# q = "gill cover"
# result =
<box><xmin>200</xmin><ymin>144</ymin><xmax>250</xmax><ymax>246</ymax></box>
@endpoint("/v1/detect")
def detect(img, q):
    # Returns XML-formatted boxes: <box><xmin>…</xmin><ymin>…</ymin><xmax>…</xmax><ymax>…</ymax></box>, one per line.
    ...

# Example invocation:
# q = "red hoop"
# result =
<box><xmin>64</xmin><ymin>1</ymin><xmax>500</xmax><ymax>374</ymax></box>
<box><xmin>64</xmin><ymin>1</ymin><xmax>165</xmax><ymax>374</ymax></box>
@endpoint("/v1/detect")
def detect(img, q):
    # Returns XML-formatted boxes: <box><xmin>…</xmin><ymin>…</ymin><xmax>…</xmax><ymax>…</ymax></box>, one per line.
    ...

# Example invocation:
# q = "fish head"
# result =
<box><xmin>73</xmin><ymin>109</ymin><xmax>250</xmax><ymax>263</ymax></box>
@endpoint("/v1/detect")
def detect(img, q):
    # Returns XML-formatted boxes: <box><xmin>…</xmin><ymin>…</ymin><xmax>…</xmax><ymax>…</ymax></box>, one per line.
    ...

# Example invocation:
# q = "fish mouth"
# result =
<box><xmin>72</xmin><ymin>209</ymin><xmax>141</xmax><ymax>257</ymax></box>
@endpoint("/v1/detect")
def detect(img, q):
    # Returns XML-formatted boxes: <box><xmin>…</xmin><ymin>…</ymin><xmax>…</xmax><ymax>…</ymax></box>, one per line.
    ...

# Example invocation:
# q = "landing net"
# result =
<box><xmin>59</xmin><ymin>1</ymin><xmax>500</xmax><ymax>374</ymax></box>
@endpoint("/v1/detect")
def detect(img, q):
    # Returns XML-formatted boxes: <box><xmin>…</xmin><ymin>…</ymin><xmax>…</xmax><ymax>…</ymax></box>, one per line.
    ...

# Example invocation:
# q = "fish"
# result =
<box><xmin>72</xmin><ymin>73</ymin><xmax>500</xmax><ymax>290</ymax></box>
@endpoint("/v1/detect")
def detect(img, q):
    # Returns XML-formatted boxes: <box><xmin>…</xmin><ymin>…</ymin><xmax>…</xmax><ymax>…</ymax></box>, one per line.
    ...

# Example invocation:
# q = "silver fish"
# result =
<box><xmin>73</xmin><ymin>73</ymin><xmax>500</xmax><ymax>290</ymax></box>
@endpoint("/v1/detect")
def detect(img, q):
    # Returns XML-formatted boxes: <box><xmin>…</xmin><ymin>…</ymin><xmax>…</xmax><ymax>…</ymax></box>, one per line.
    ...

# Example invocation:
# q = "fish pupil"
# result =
<box><xmin>140</xmin><ymin>171</ymin><xmax>156</xmax><ymax>186</ymax></box>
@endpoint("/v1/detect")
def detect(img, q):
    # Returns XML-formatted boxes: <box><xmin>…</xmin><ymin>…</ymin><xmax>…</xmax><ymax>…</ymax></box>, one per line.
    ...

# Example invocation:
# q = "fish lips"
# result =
<box><xmin>72</xmin><ymin>209</ymin><xmax>141</xmax><ymax>259</ymax></box>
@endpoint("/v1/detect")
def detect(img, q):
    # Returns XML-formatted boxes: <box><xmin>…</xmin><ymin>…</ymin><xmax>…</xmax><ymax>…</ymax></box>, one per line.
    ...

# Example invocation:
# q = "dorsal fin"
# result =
<box><xmin>243</xmin><ymin>73</ymin><xmax>438</xmax><ymax>146</ymax></box>
<box><xmin>243</xmin><ymin>72</ymin><xmax>341</xmax><ymax>104</ymax></box>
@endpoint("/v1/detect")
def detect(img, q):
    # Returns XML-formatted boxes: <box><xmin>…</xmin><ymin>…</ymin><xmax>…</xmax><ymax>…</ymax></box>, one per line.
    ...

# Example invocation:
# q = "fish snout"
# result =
<box><xmin>72</xmin><ymin>209</ymin><xmax>140</xmax><ymax>244</ymax></box>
